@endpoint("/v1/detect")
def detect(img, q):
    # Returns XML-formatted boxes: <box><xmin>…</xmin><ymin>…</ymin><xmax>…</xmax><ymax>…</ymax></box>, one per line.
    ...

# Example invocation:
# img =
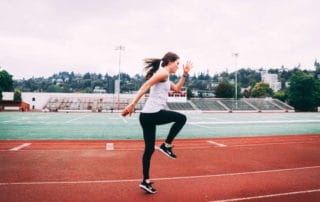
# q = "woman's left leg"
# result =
<box><xmin>155</xmin><ymin>110</ymin><xmax>187</xmax><ymax>144</ymax></box>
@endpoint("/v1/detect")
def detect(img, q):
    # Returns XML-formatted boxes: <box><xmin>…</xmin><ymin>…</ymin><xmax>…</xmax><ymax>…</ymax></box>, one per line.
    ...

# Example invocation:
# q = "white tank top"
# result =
<box><xmin>141</xmin><ymin>75</ymin><xmax>170</xmax><ymax>113</ymax></box>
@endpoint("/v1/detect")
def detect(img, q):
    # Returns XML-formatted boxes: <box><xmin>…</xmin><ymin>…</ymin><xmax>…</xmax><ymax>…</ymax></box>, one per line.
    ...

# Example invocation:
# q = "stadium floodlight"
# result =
<box><xmin>115</xmin><ymin>45</ymin><xmax>125</xmax><ymax>109</ymax></box>
<box><xmin>232</xmin><ymin>53</ymin><xmax>239</xmax><ymax>110</ymax></box>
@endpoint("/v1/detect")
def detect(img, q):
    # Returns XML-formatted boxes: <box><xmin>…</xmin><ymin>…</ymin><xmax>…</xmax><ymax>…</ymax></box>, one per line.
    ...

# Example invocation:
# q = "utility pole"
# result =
<box><xmin>232</xmin><ymin>53</ymin><xmax>239</xmax><ymax>110</ymax></box>
<box><xmin>115</xmin><ymin>45</ymin><xmax>125</xmax><ymax>110</ymax></box>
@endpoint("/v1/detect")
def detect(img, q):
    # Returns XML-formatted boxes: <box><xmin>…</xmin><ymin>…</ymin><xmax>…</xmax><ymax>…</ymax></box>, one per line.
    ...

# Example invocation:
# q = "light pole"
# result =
<box><xmin>115</xmin><ymin>45</ymin><xmax>125</xmax><ymax>110</ymax></box>
<box><xmin>232</xmin><ymin>53</ymin><xmax>239</xmax><ymax>109</ymax></box>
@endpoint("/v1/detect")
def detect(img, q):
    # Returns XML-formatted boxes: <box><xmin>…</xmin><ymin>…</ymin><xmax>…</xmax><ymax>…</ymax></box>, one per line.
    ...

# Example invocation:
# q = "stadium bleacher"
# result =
<box><xmin>245</xmin><ymin>99</ymin><xmax>281</xmax><ymax>111</ymax></box>
<box><xmin>187</xmin><ymin>98</ymin><xmax>293</xmax><ymax>112</ymax></box>
<box><xmin>220</xmin><ymin>99</ymin><xmax>256</xmax><ymax>111</ymax></box>
<box><xmin>43</xmin><ymin>96</ymin><xmax>294</xmax><ymax>113</ymax></box>
<box><xmin>43</xmin><ymin>97</ymin><xmax>130</xmax><ymax>112</ymax></box>
<box><xmin>166</xmin><ymin>102</ymin><xmax>195</xmax><ymax>110</ymax></box>
<box><xmin>272</xmin><ymin>99</ymin><xmax>295</xmax><ymax>111</ymax></box>
<box><xmin>190</xmin><ymin>99</ymin><xmax>227</xmax><ymax>111</ymax></box>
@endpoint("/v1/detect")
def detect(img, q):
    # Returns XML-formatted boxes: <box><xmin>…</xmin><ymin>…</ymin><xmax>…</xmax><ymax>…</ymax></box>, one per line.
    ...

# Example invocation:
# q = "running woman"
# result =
<box><xmin>121</xmin><ymin>52</ymin><xmax>192</xmax><ymax>194</ymax></box>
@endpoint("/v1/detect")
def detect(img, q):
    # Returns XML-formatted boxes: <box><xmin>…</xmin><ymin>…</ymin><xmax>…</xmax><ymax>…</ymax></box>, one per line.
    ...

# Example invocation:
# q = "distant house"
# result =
<box><xmin>261</xmin><ymin>71</ymin><xmax>281</xmax><ymax>91</ymax></box>
<box><xmin>0</xmin><ymin>100</ymin><xmax>30</xmax><ymax>111</ymax></box>
<box><xmin>93</xmin><ymin>86</ymin><xmax>106</xmax><ymax>93</ymax></box>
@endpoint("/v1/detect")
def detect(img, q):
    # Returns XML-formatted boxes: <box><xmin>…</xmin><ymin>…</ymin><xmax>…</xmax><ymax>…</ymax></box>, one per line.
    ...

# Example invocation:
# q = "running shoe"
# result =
<box><xmin>159</xmin><ymin>143</ymin><xmax>177</xmax><ymax>159</ymax></box>
<box><xmin>139</xmin><ymin>181</ymin><xmax>157</xmax><ymax>194</ymax></box>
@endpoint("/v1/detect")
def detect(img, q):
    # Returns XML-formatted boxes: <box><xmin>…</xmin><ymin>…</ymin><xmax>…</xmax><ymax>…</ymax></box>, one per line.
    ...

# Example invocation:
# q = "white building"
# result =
<box><xmin>2</xmin><ymin>92</ymin><xmax>138</xmax><ymax>111</ymax></box>
<box><xmin>261</xmin><ymin>71</ymin><xmax>281</xmax><ymax>91</ymax></box>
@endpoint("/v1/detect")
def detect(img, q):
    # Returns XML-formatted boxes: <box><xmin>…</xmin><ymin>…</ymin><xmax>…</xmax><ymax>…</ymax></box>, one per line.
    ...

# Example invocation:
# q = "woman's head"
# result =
<box><xmin>144</xmin><ymin>52</ymin><xmax>180</xmax><ymax>80</ymax></box>
<box><xmin>161</xmin><ymin>52</ymin><xmax>180</xmax><ymax>67</ymax></box>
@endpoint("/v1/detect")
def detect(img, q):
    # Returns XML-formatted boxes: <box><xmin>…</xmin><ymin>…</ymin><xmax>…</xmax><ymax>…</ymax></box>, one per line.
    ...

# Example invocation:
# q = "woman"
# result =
<box><xmin>121</xmin><ymin>52</ymin><xmax>192</xmax><ymax>194</ymax></box>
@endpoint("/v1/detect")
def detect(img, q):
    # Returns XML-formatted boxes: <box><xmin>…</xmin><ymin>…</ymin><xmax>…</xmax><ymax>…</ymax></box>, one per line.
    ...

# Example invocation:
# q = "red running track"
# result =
<box><xmin>0</xmin><ymin>134</ymin><xmax>320</xmax><ymax>202</ymax></box>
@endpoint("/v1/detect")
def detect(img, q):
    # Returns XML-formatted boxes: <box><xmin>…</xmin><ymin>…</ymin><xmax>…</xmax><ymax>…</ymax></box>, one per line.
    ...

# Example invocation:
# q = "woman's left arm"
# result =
<box><xmin>171</xmin><ymin>60</ymin><xmax>193</xmax><ymax>91</ymax></box>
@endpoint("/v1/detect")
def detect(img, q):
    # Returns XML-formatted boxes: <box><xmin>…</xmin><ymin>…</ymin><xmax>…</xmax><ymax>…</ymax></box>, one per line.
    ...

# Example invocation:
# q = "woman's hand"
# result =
<box><xmin>121</xmin><ymin>103</ymin><xmax>135</xmax><ymax>117</ymax></box>
<box><xmin>183</xmin><ymin>60</ymin><xmax>193</xmax><ymax>75</ymax></box>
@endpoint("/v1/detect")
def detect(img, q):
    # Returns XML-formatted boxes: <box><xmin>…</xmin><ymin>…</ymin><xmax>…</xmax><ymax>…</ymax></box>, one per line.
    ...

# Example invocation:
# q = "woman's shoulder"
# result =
<box><xmin>155</xmin><ymin>68</ymin><xmax>169</xmax><ymax>82</ymax></box>
<box><xmin>146</xmin><ymin>67</ymin><xmax>169</xmax><ymax>85</ymax></box>
<box><xmin>156</xmin><ymin>68</ymin><xmax>169</xmax><ymax>77</ymax></box>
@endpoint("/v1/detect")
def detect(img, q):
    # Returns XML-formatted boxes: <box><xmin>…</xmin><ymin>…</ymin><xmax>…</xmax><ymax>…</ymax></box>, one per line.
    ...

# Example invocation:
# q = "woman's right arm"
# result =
<box><xmin>121</xmin><ymin>70</ymin><xmax>168</xmax><ymax>116</ymax></box>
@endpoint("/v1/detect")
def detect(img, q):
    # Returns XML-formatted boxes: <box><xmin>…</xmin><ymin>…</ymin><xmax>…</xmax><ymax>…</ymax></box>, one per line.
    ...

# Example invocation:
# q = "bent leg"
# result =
<box><xmin>155</xmin><ymin>110</ymin><xmax>187</xmax><ymax>144</ymax></box>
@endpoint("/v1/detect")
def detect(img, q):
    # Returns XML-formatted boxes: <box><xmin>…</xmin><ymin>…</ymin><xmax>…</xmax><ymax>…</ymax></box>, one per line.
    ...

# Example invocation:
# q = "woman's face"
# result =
<box><xmin>168</xmin><ymin>59</ymin><xmax>180</xmax><ymax>74</ymax></box>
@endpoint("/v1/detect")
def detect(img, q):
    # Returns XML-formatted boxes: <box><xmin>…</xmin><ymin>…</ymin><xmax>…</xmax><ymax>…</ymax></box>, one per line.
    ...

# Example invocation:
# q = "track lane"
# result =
<box><xmin>1</xmin><ymin>135</ymin><xmax>319</xmax><ymax>201</ymax></box>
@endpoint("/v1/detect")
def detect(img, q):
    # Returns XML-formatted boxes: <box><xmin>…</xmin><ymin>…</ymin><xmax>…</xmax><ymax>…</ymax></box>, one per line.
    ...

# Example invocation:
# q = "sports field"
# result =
<box><xmin>1</xmin><ymin>112</ymin><xmax>320</xmax><ymax>139</ymax></box>
<box><xmin>1</xmin><ymin>112</ymin><xmax>320</xmax><ymax>201</ymax></box>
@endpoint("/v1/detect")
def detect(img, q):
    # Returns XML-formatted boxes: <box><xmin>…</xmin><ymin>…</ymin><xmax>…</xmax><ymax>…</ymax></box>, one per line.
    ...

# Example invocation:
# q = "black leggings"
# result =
<box><xmin>139</xmin><ymin>110</ymin><xmax>187</xmax><ymax>180</ymax></box>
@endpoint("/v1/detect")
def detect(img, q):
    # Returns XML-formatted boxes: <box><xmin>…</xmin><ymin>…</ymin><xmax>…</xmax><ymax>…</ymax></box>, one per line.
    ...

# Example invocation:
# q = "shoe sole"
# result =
<box><xmin>139</xmin><ymin>184</ymin><xmax>157</xmax><ymax>194</ymax></box>
<box><xmin>159</xmin><ymin>147</ymin><xmax>176</xmax><ymax>159</ymax></box>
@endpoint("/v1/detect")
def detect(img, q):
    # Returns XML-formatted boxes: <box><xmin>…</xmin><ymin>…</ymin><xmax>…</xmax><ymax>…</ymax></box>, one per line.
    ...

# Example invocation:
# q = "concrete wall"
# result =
<box><xmin>2</xmin><ymin>92</ymin><xmax>138</xmax><ymax>110</ymax></box>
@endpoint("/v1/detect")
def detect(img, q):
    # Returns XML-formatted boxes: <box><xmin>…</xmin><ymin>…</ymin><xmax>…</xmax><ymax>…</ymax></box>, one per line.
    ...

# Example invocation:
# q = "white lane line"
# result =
<box><xmin>3</xmin><ymin>117</ymin><xmax>29</xmax><ymax>123</ymax></box>
<box><xmin>230</xmin><ymin>141</ymin><xmax>320</xmax><ymax>147</ymax></box>
<box><xmin>1</xmin><ymin>165</ymin><xmax>319</xmax><ymax>186</ymax></box>
<box><xmin>10</xmin><ymin>143</ymin><xmax>32</xmax><ymax>151</ymax></box>
<box><xmin>207</xmin><ymin>141</ymin><xmax>227</xmax><ymax>147</ymax></box>
<box><xmin>188</xmin><ymin>122</ymin><xmax>211</xmax><ymax>129</ymax></box>
<box><xmin>189</xmin><ymin>119</ymin><xmax>320</xmax><ymax>125</ymax></box>
<box><xmin>211</xmin><ymin>189</ymin><xmax>320</xmax><ymax>202</ymax></box>
<box><xmin>1</xmin><ymin>140</ymin><xmax>319</xmax><ymax>152</ymax></box>
<box><xmin>106</xmin><ymin>143</ymin><xmax>114</xmax><ymax>150</ymax></box>
<box><xmin>65</xmin><ymin>114</ymin><xmax>91</xmax><ymax>123</ymax></box>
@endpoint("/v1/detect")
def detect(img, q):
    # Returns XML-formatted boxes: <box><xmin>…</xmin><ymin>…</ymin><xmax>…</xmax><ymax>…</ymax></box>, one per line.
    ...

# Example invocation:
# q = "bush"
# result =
<box><xmin>13</xmin><ymin>89</ymin><xmax>22</xmax><ymax>102</ymax></box>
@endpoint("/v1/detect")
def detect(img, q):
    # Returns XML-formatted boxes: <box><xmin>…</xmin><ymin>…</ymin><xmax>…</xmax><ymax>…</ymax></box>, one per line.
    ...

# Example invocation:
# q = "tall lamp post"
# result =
<box><xmin>115</xmin><ymin>45</ymin><xmax>125</xmax><ymax>110</ymax></box>
<box><xmin>232</xmin><ymin>53</ymin><xmax>239</xmax><ymax>109</ymax></box>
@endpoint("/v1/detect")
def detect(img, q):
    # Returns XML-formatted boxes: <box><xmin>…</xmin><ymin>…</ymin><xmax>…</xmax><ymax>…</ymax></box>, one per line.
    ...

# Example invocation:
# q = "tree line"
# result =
<box><xmin>1</xmin><ymin>60</ymin><xmax>320</xmax><ymax>111</ymax></box>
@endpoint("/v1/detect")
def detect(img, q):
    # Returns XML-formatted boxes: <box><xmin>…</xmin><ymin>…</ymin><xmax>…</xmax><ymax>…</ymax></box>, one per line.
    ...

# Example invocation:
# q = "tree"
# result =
<box><xmin>13</xmin><ymin>89</ymin><xmax>22</xmax><ymax>102</ymax></box>
<box><xmin>47</xmin><ymin>84</ymin><xmax>64</xmax><ymax>92</ymax></box>
<box><xmin>251</xmin><ymin>82</ymin><xmax>273</xmax><ymax>98</ymax></box>
<box><xmin>215</xmin><ymin>82</ymin><xmax>234</xmax><ymax>98</ymax></box>
<box><xmin>0</xmin><ymin>69</ymin><xmax>14</xmax><ymax>100</ymax></box>
<box><xmin>273</xmin><ymin>90</ymin><xmax>287</xmax><ymax>102</ymax></box>
<box><xmin>186</xmin><ymin>88</ymin><xmax>193</xmax><ymax>99</ymax></box>
<box><xmin>288</xmin><ymin>71</ymin><xmax>320</xmax><ymax>111</ymax></box>
<box><xmin>315</xmin><ymin>59</ymin><xmax>320</xmax><ymax>79</ymax></box>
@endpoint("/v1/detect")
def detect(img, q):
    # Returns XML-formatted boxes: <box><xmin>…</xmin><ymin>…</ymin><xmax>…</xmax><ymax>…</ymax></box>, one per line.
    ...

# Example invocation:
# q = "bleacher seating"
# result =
<box><xmin>43</xmin><ymin>96</ymin><xmax>294</xmax><ymax>112</ymax></box>
<box><xmin>219</xmin><ymin>99</ymin><xmax>256</xmax><ymax>111</ymax></box>
<box><xmin>167</xmin><ymin>102</ymin><xmax>195</xmax><ymax>110</ymax></box>
<box><xmin>43</xmin><ymin>97</ymin><xmax>130</xmax><ymax>112</ymax></box>
<box><xmin>272</xmin><ymin>99</ymin><xmax>294</xmax><ymax>111</ymax></box>
<box><xmin>245</xmin><ymin>99</ymin><xmax>281</xmax><ymax>111</ymax></box>
<box><xmin>190</xmin><ymin>99</ymin><xmax>228</xmax><ymax>111</ymax></box>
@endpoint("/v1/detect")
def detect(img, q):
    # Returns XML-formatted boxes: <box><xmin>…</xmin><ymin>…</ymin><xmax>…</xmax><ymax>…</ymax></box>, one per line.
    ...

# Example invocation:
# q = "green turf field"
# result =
<box><xmin>0</xmin><ymin>112</ymin><xmax>319</xmax><ymax>140</ymax></box>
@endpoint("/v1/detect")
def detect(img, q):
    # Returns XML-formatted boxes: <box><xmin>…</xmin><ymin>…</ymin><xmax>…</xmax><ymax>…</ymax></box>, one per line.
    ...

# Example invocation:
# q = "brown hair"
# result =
<box><xmin>144</xmin><ymin>52</ymin><xmax>179</xmax><ymax>80</ymax></box>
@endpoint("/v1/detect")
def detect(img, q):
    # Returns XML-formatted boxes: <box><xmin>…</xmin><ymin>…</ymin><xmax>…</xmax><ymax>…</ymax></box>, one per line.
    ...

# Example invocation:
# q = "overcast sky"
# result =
<box><xmin>0</xmin><ymin>0</ymin><xmax>319</xmax><ymax>79</ymax></box>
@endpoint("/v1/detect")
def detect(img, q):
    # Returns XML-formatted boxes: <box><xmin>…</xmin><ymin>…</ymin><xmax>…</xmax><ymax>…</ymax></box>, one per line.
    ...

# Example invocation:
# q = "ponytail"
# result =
<box><xmin>143</xmin><ymin>52</ymin><xmax>179</xmax><ymax>80</ymax></box>
<box><xmin>144</xmin><ymin>58</ymin><xmax>161</xmax><ymax>80</ymax></box>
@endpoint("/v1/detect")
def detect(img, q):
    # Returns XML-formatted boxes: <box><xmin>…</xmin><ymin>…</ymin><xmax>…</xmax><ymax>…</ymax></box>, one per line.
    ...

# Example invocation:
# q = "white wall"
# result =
<box><xmin>3</xmin><ymin>92</ymin><xmax>138</xmax><ymax>110</ymax></box>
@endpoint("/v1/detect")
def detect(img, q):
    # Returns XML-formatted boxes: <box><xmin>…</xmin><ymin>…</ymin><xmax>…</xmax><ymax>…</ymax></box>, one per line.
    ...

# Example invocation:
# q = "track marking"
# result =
<box><xmin>106</xmin><ymin>143</ymin><xmax>114</xmax><ymax>150</ymax></box>
<box><xmin>189</xmin><ymin>119</ymin><xmax>320</xmax><ymax>125</ymax></box>
<box><xmin>211</xmin><ymin>189</ymin><xmax>320</xmax><ymax>202</ymax></box>
<box><xmin>9</xmin><ymin>143</ymin><xmax>31</xmax><ymax>151</ymax></box>
<box><xmin>1</xmin><ymin>140</ymin><xmax>319</xmax><ymax>152</ymax></box>
<box><xmin>2</xmin><ymin>117</ymin><xmax>30</xmax><ymax>123</ymax></box>
<box><xmin>188</xmin><ymin>122</ymin><xmax>211</xmax><ymax>128</ymax></box>
<box><xmin>1</xmin><ymin>165</ymin><xmax>319</xmax><ymax>186</ymax></box>
<box><xmin>230</xmin><ymin>141</ymin><xmax>320</xmax><ymax>147</ymax></box>
<box><xmin>207</xmin><ymin>141</ymin><xmax>227</xmax><ymax>147</ymax></box>
<box><xmin>65</xmin><ymin>114</ymin><xmax>91</xmax><ymax>123</ymax></box>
